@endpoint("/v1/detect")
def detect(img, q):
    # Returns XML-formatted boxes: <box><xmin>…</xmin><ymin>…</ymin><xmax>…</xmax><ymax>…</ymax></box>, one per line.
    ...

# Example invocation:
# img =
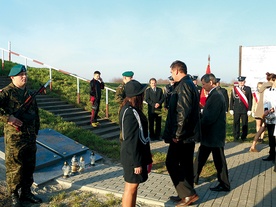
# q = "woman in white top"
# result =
<box><xmin>262</xmin><ymin>72</ymin><xmax>276</xmax><ymax>161</ymax></box>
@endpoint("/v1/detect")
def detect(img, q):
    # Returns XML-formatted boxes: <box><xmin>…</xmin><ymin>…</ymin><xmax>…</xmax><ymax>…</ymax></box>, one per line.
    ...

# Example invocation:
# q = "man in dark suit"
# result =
<box><xmin>216</xmin><ymin>78</ymin><xmax>229</xmax><ymax>112</ymax></box>
<box><xmin>229</xmin><ymin>76</ymin><xmax>253</xmax><ymax>141</ymax></box>
<box><xmin>194</xmin><ymin>73</ymin><xmax>230</xmax><ymax>192</ymax></box>
<box><xmin>145</xmin><ymin>78</ymin><xmax>164</xmax><ymax>141</ymax></box>
<box><xmin>192</xmin><ymin>75</ymin><xmax>202</xmax><ymax>95</ymax></box>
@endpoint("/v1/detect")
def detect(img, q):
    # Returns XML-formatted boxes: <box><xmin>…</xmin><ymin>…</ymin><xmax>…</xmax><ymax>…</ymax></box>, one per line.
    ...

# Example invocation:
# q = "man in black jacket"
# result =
<box><xmin>90</xmin><ymin>71</ymin><xmax>105</xmax><ymax>127</ymax></box>
<box><xmin>163</xmin><ymin>60</ymin><xmax>200</xmax><ymax>206</ymax></box>
<box><xmin>216</xmin><ymin>78</ymin><xmax>229</xmax><ymax>112</ymax></box>
<box><xmin>194</xmin><ymin>73</ymin><xmax>230</xmax><ymax>192</ymax></box>
<box><xmin>145</xmin><ymin>78</ymin><xmax>164</xmax><ymax>141</ymax></box>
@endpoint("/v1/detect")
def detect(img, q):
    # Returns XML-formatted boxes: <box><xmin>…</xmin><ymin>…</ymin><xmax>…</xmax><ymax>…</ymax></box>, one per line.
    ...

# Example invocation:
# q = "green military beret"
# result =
<box><xmin>8</xmin><ymin>64</ymin><xmax>27</xmax><ymax>76</ymax></box>
<box><xmin>122</xmin><ymin>71</ymin><xmax>134</xmax><ymax>77</ymax></box>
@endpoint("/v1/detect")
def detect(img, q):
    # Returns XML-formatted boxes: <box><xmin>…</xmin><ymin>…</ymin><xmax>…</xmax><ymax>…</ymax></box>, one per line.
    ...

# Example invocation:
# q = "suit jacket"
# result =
<box><xmin>201</xmin><ymin>88</ymin><xmax>226</xmax><ymax>147</ymax></box>
<box><xmin>217</xmin><ymin>86</ymin><xmax>229</xmax><ymax>112</ymax></box>
<box><xmin>145</xmin><ymin>87</ymin><xmax>164</xmax><ymax>114</ymax></box>
<box><xmin>230</xmin><ymin>85</ymin><xmax>252</xmax><ymax>113</ymax></box>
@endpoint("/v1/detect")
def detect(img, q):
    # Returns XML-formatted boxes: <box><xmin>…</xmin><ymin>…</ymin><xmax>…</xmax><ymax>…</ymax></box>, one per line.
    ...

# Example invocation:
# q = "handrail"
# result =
<box><xmin>0</xmin><ymin>47</ymin><xmax>116</xmax><ymax>118</ymax></box>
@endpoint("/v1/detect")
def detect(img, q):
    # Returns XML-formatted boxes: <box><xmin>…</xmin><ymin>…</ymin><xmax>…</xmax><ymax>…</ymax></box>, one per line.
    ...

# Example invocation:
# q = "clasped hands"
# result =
<box><xmin>8</xmin><ymin>115</ymin><xmax>22</xmax><ymax>128</ymax></box>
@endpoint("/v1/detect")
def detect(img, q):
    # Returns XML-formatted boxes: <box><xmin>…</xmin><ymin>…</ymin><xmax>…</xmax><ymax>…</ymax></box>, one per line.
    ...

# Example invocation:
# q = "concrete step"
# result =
<box><xmin>62</xmin><ymin>114</ymin><xmax>91</xmax><ymax>122</ymax></box>
<box><xmin>55</xmin><ymin>111</ymin><xmax>90</xmax><ymax>118</ymax></box>
<box><xmin>39</xmin><ymin>104</ymin><xmax>76</xmax><ymax>110</ymax></box>
<box><xmin>38</xmin><ymin>100</ymin><xmax>69</xmax><ymax>107</ymax></box>
<box><xmin>36</xmin><ymin>96</ymin><xmax>61</xmax><ymax>102</ymax></box>
<box><xmin>91</xmin><ymin>125</ymin><xmax>120</xmax><ymax>135</ymax></box>
<box><xmin>46</xmin><ymin>108</ymin><xmax>84</xmax><ymax>114</ymax></box>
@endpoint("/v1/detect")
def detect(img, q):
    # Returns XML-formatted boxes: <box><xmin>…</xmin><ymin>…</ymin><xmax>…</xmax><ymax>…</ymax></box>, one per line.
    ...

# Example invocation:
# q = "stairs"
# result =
<box><xmin>0</xmin><ymin>75</ymin><xmax>120</xmax><ymax>140</ymax></box>
<box><xmin>36</xmin><ymin>94</ymin><xmax>120</xmax><ymax>140</ymax></box>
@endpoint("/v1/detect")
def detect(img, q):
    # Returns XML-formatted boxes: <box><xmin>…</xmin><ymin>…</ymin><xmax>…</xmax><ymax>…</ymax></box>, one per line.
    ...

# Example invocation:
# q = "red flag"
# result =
<box><xmin>199</xmin><ymin>55</ymin><xmax>211</xmax><ymax>108</ymax></box>
<box><xmin>206</xmin><ymin>55</ymin><xmax>211</xmax><ymax>74</ymax></box>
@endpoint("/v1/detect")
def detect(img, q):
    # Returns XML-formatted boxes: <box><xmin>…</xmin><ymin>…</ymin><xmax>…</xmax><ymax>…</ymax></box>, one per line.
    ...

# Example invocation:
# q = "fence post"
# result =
<box><xmin>8</xmin><ymin>41</ymin><xmax>11</xmax><ymax>61</ymax></box>
<box><xmin>49</xmin><ymin>68</ymin><xmax>52</xmax><ymax>91</ymax></box>
<box><xmin>77</xmin><ymin>77</ymin><xmax>80</xmax><ymax>104</ymax></box>
<box><xmin>1</xmin><ymin>49</ymin><xmax>4</xmax><ymax>70</ymax></box>
<box><xmin>105</xmin><ymin>88</ymin><xmax>109</xmax><ymax>118</ymax></box>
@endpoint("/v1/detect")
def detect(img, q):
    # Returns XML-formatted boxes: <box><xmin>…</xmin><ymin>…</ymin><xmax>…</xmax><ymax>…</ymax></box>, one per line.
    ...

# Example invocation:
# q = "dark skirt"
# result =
<box><xmin>122</xmin><ymin>164</ymin><xmax>148</xmax><ymax>183</ymax></box>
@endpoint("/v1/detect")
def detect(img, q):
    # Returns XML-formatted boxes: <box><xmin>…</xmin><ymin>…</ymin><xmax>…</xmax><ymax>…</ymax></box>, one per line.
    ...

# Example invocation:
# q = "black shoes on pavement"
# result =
<box><xmin>168</xmin><ymin>195</ymin><xmax>181</xmax><ymax>202</ymax></box>
<box><xmin>20</xmin><ymin>192</ymin><xmax>42</xmax><ymax>204</ymax></box>
<box><xmin>11</xmin><ymin>193</ymin><xmax>22</xmax><ymax>207</ymax></box>
<box><xmin>210</xmin><ymin>184</ymin><xmax>230</xmax><ymax>192</ymax></box>
<box><xmin>262</xmin><ymin>156</ymin><xmax>275</xmax><ymax>161</ymax></box>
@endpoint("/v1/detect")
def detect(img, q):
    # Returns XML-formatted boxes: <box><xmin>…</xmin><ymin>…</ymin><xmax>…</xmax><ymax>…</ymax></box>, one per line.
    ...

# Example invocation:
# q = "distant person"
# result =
<box><xmin>90</xmin><ymin>70</ymin><xmax>104</xmax><ymax>127</ymax></box>
<box><xmin>194</xmin><ymin>73</ymin><xmax>230</xmax><ymax>192</ymax></box>
<box><xmin>145</xmin><ymin>78</ymin><xmax>164</xmax><ymax>141</ymax></box>
<box><xmin>115</xmin><ymin>71</ymin><xmax>134</xmax><ymax>104</ymax></box>
<box><xmin>216</xmin><ymin>78</ymin><xmax>229</xmax><ymax>112</ymax></box>
<box><xmin>250</xmin><ymin>79</ymin><xmax>272</xmax><ymax>152</ymax></box>
<box><xmin>163</xmin><ymin>60</ymin><xmax>200</xmax><ymax>206</ymax></box>
<box><xmin>163</xmin><ymin>76</ymin><xmax>175</xmax><ymax>110</ymax></box>
<box><xmin>229</xmin><ymin>76</ymin><xmax>252</xmax><ymax>141</ymax></box>
<box><xmin>0</xmin><ymin>64</ymin><xmax>42</xmax><ymax>206</ymax></box>
<box><xmin>119</xmin><ymin>80</ymin><xmax>152</xmax><ymax>207</ymax></box>
<box><xmin>262</xmin><ymin>72</ymin><xmax>276</xmax><ymax>162</ymax></box>
<box><xmin>192</xmin><ymin>75</ymin><xmax>202</xmax><ymax>95</ymax></box>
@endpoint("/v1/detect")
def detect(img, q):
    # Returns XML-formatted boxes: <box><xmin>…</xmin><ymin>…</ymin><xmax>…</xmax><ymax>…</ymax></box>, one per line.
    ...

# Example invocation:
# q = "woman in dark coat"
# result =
<box><xmin>119</xmin><ymin>80</ymin><xmax>152</xmax><ymax>207</ymax></box>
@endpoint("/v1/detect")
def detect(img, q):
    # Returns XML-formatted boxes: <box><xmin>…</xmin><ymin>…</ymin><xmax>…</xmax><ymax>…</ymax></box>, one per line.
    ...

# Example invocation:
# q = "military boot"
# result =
<box><xmin>20</xmin><ymin>190</ymin><xmax>42</xmax><ymax>204</ymax></box>
<box><xmin>11</xmin><ymin>192</ymin><xmax>22</xmax><ymax>207</ymax></box>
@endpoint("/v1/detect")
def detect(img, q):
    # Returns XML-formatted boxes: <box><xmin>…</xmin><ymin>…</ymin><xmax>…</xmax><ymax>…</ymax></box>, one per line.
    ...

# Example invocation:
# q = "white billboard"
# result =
<box><xmin>240</xmin><ymin>45</ymin><xmax>276</xmax><ymax>92</ymax></box>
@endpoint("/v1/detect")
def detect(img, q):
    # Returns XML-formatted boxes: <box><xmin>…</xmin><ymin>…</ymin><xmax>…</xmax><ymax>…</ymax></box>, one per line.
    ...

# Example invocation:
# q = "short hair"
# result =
<box><xmin>149</xmin><ymin>78</ymin><xmax>157</xmax><ymax>83</ymax></box>
<box><xmin>201</xmin><ymin>73</ymin><xmax>217</xmax><ymax>84</ymax></box>
<box><xmin>266</xmin><ymin>72</ymin><xmax>276</xmax><ymax>81</ymax></box>
<box><xmin>94</xmin><ymin>70</ymin><xmax>101</xmax><ymax>75</ymax></box>
<box><xmin>170</xmin><ymin>60</ymin><xmax>187</xmax><ymax>74</ymax></box>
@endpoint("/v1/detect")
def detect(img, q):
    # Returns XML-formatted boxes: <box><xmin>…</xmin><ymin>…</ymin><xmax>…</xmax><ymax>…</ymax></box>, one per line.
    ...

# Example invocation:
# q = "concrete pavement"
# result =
<box><xmin>55</xmin><ymin>141</ymin><xmax>276</xmax><ymax>207</ymax></box>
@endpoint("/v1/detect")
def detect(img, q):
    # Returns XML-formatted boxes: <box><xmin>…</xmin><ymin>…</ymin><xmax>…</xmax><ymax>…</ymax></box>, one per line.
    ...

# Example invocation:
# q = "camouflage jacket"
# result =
<box><xmin>0</xmin><ymin>82</ymin><xmax>40</xmax><ymax>136</ymax></box>
<box><xmin>115</xmin><ymin>82</ymin><xmax>126</xmax><ymax>104</ymax></box>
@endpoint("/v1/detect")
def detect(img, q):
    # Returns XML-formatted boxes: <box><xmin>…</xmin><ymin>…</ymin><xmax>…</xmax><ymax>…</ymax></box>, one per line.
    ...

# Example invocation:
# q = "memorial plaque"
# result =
<box><xmin>37</xmin><ymin>128</ymin><xmax>89</xmax><ymax>159</ymax></box>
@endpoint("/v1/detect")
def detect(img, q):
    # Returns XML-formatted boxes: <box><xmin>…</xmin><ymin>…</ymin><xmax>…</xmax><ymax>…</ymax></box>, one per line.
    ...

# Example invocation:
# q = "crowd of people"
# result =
<box><xmin>114</xmin><ymin>61</ymin><xmax>276</xmax><ymax>207</ymax></box>
<box><xmin>1</xmin><ymin>63</ymin><xmax>275</xmax><ymax>207</ymax></box>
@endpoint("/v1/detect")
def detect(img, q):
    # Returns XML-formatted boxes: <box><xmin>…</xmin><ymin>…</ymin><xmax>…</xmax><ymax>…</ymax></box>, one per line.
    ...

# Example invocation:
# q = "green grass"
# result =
<box><xmin>49</xmin><ymin>191</ymin><xmax>121</xmax><ymax>207</ymax></box>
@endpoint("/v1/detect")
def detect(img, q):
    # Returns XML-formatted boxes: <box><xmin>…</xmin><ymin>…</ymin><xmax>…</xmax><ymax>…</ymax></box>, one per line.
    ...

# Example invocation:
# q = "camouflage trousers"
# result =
<box><xmin>5</xmin><ymin>135</ymin><xmax>37</xmax><ymax>195</ymax></box>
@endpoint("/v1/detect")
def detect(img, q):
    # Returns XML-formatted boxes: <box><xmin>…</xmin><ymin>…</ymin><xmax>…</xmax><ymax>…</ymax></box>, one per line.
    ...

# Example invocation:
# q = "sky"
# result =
<box><xmin>1</xmin><ymin>0</ymin><xmax>276</xmax><ymax>83</ymax></box>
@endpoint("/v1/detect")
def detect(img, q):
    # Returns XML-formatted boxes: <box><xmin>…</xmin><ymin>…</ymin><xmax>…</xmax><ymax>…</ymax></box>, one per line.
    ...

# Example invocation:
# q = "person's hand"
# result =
<box><xmin>155</xmin><ymin>103</ymin><xmax>160</xmax><ymax>108</ymax></box>
<box><xmin>172</xmin><ymin>138</ymin><xmax>180</xmax><ymax>143</ymax></box>
<box><xmin>229</xmin><ymin>110</ymin><xmax>234</xmax><ymax>115</ymax></box>
<box><xmin>247</xmin><ymin>111</ymin><xmax>252</xmax><ymax>116</ymax></box>
<box><xmin>134</xmin><ymin>166</ymin><xmax>142</xmax><ymax>174</ymax></box>
<box><xmin>8</xmin><ymin>115</ymin><xmax>23</xmax><ymax>128</ymax></box>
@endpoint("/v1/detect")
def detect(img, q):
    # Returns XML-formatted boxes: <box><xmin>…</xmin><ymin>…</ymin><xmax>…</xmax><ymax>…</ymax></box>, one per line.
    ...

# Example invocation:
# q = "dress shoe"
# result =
<box><xmin>11</xmin><ymin>193</ymin><xmax>22</xmax><ymax>207</ymax></box>
<box><xmin>175</xmin><ymin>194</ymin><xmax>199</xmax><ymax>206</ymax></box>
<box><xmin>249</xmin><ymin>148</ymin><xmax>258</xmax><ymax>152</ymax></box>
<box><xmin>262</xmin><ymin>156</ymin><xmax>275</xmax><ymax>161</ymax></box>
<box><xmin>168</xmin><ymin>195</ymin><xmax>181</xmax><ymax>202</ymax></box>
<box><xmin>20</xmin><ymin>192</ymin><xmax>42</xmax><ymax>204</ymax></box>
<box><xmin>210</xmin><ymin>184</ymin><xmax>230</xmax><ymax>192</ymax></box>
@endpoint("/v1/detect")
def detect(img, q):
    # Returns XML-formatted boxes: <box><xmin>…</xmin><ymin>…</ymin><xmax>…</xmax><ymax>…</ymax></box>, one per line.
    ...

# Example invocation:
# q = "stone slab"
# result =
<box><xmin>0</xmin><ymin>128</ymin><xmax>102</xmax><ymax>186</ymax></box>
<box><xmin>37</xmin><ymin>128</ymin><xmax>89</xmax><ymax>159</ymax></box>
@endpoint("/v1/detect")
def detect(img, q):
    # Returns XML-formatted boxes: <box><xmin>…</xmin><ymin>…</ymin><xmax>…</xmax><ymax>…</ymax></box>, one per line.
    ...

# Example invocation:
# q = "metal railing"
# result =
<box><xmin>0</xmin><ymin>45</ymin><xmax>116</xmax><ymax>118</ymax></box>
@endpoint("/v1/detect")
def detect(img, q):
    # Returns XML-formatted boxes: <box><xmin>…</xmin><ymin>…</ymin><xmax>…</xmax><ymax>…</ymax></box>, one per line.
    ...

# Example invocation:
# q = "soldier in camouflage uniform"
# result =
<box><xmin>115</xmin><ymin>71</ymin><xmax>134</xmax><ymax>104</ymax></box>
<box><xmin>0</xmin><ymin>64</ymin><xmax>42</xmax><ymax>206</ymax></box>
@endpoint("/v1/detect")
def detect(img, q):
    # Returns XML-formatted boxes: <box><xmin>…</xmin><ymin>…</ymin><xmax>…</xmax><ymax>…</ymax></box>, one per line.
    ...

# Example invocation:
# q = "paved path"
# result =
<box><xmin>55</xmin><ymin>141</ymin><xmax>276</xmax><ymax>207</ymax></box>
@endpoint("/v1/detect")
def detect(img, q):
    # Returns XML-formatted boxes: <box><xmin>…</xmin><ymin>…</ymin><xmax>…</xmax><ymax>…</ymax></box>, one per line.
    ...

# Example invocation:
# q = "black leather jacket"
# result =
<box><xmin>163</xmin><ymin>75</ymin><xmax>201</xmax><ymax>143</ymax></box>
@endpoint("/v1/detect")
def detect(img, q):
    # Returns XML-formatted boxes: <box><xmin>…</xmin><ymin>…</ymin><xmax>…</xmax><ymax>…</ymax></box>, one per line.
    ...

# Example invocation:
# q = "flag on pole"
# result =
<box><xmin>199</xmin><ymin>55</ymin><xmax>211</xmax><ymax>108</ymax></box>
